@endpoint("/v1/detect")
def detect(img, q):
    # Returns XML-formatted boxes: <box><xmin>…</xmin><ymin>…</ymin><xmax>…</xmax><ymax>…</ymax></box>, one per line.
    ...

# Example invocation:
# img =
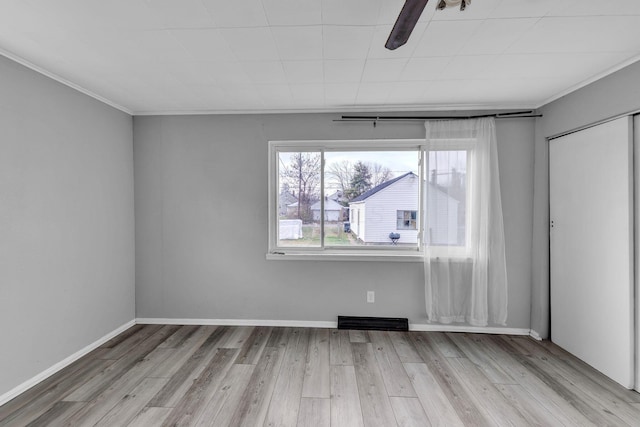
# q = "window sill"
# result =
<box><xmin>266</xmin><ymin>251</ymin><xmax>424</xmax><ymax>262</ymax></box>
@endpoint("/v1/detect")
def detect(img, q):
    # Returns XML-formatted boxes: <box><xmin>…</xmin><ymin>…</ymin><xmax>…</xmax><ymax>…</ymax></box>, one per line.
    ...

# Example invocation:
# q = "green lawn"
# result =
<box><xmin>324</xmin><ymin>232</ymin><xmax>351</xmax><ymax>245</ymax></box>
<box><xmin>305</xmin><ymin>223</ymin><xmax>350</xmax><ymax>244</ymax></box>
<box><xmin>279</xmin><ymin>222</ymin><xmax>353</xmax><ymax>246</ymax></box>
<box><xmin>279</xmin><ymin>220</ymin><xmax>413</xmax><ymax>247</ymax></box>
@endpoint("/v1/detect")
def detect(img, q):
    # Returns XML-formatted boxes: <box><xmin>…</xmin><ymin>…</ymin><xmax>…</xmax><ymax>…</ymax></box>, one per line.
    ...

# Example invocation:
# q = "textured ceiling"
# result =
<box><xmin>1</xmin><ymin>0</ymin><xmax>640</xmax><ymax>114</ymax></box>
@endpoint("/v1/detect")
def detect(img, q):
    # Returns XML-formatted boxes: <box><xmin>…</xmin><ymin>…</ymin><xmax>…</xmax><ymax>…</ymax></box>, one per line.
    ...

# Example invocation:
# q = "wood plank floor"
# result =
<box><xmin>1</xmin><ymin>325</ymin><xmax>640</xmax><ymax>426</ymax></box>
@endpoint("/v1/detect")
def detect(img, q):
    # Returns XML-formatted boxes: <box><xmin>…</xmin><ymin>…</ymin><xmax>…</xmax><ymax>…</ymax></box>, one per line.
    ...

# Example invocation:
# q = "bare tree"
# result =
<box><xmin>280</xmin><ymin>152</ymin><xmax>321</xmax><ymax>221</ymax></box>
<box><xmin>326</xmin><ymin>160</ymin><xmax>353</xmax><ymax>195</ymax></box>
<box><xmin>327</xmin><ymin>160</ymin><xmax>393</xmax><ymax>201</ymax></box>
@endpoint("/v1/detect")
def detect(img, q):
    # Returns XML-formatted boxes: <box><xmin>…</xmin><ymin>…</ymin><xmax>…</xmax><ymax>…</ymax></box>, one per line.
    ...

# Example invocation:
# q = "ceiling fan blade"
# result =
<box><xmin>385</xmin><ymin>0</ymin><xmax>430</xmax><ymax>50</ymax></box>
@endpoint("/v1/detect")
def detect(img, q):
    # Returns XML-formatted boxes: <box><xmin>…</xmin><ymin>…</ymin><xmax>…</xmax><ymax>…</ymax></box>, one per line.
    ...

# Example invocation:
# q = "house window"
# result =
<box><xmin>397</xmin><ymin>210</ymin><xmax>417</xmax><ymax>230</ymax></box>
<box><xmin>269</xmin><ymin>140</ymin><xmax>422</xmax><ymax>256</ymax></box>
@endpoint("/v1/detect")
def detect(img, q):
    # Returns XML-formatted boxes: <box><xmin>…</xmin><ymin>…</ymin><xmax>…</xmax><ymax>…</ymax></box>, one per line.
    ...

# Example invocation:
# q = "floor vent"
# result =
<box><xmin>337</xmin><ymin>316</ymin><xmax>409</xmax><ymax>331</ymax></box>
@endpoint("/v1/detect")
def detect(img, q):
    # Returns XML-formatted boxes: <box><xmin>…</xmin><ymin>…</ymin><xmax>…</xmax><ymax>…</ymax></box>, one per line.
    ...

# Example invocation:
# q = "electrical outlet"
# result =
<box><xmin>367</xmin><ymin>291</ymin><xmax>375</xmax><ymax>303</ymax></box>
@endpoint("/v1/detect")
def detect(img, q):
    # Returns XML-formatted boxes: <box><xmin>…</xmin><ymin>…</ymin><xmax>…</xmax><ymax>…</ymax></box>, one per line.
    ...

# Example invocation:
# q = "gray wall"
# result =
<box><xmin>0</xmin><ymin>56</ymin><xmax>135</xmax><ymax>396</ymax></box>
<box><xmin>134</xmin><ymin>114</ymin><xmax>534</xmax><ymax>329</ymax></box>
<box><xmin>532</xmin><ymin>60</ymin><xmax>640</xmax><ymax>338</ymax></box>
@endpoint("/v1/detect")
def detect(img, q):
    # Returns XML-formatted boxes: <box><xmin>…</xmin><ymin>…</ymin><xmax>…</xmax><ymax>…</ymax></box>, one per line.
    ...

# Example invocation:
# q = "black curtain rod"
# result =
<box><xmin>335</xmin><ymin>110</ymin><xmax>541</xmax><ymax>122</ymax></box>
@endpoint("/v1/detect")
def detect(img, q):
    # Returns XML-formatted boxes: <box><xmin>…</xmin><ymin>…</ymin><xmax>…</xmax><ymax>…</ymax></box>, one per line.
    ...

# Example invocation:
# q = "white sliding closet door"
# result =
<box><xmin>550</xmin><ymin>116</ymin><xmax>634</xmax><ymax>389</ymax></box>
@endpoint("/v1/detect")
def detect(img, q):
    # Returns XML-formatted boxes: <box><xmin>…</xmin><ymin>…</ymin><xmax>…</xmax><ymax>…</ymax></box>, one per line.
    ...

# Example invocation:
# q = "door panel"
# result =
<box><xmin>550</xmin><ymin>116</ymin><xmax>634</xmax><ymax>389</ymax></box>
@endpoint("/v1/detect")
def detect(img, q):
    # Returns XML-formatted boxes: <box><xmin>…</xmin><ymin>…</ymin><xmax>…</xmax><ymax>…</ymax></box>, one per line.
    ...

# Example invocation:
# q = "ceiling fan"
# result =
<box><xmin>385</xmin><ymin>0</ymin><xmax>471</xmax><ymax>50</ymax></box>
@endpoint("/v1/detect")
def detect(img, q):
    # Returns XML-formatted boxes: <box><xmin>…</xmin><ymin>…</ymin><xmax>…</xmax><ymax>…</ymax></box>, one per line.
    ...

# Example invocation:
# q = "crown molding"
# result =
<box><xmin>0</xmin><ymin>48</ymin><xmax>132</xmax><ymax>116</ymax></box>
<box><xmin>132</xmin><ymin>102</ymin><xmax>538</xmax><ymax>116</ymax></box>
<box><xmin>537</xmin><ymin>53</ymin><xmax>640</xmax><ymax>109</ymax></box>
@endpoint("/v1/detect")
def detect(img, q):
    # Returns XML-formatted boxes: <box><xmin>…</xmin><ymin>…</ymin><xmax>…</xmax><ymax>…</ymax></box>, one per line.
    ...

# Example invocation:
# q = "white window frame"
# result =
<box><xmin>267</xmin><ymin>139</ymin><xmax>425</xmax><ymax>261</ymax></box>
<box><xmin>424</xmin><ymin>138</ymin><xmax>475</xmax><ymax>259</ymax></box>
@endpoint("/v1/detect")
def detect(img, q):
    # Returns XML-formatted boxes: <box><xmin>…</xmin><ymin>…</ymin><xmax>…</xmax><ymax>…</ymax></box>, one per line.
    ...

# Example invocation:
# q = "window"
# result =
<box><xmin>424</xmin><ymin>139</ymin><xmax>474</xmax><ymax>257</ymax></box>
<box><xmin>268</xmin><ymin>139</ymin><xmax>474</xmax><ymax>259</ymax></box>
<box><xmin>269</xmin><ymin>140</ymin><xmax>422</xmax><ymax>257</ymax></box>
<box><xmin>397</xmin><ymin>210</ymin><xmax>417</xmax><ymax>230</ymax></box>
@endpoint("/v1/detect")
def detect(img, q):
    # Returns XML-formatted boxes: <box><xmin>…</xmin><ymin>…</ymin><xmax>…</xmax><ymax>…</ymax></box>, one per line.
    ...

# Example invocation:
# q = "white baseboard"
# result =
<box><xmin>136</xmin><ymin>318</ymin><xmax>338</xmax><ymax>329</ymax></box>
<box><xmin>137</xmin><ymin>318</ymin><xmax>530</xmax><ymax>336</ymax></box>
<box><xmin>529</xmin><ymin>329</ymin><xmax>543</xmax><ymax>341</ymax></box>
<box><xmin>409</xmin><ymin>324</ymin><xmax>531</xmax><ymax>336</ymax></box>
<box><xmin>0</xmin><ymin>319</ymin><xmax>136</xmax><ymax>407</ymax></box>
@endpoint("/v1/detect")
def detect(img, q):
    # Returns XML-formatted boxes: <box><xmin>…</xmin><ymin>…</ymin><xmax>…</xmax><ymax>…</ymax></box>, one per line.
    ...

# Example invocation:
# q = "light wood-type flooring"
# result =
<box><xmin>1</xmin><ymin>324</ymin><xmax>640</xmax><ymax>426</ymax></box>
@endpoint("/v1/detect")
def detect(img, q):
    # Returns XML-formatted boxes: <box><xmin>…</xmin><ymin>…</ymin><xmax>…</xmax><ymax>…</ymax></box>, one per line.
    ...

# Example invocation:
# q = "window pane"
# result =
<box><xmin>277</xmin><ymin>152</ymin><xmax>321</xmax><ymax>247</ymax></box>
<box><xmin>426</xmin><ymin>150</ymin><xmax>467</xmax><ymax>246</ymax></box>
<box><xmin>396</xmin><ymin>210</ymin><xmax>417</xmax><ymax>230</ymax></box>
<box><xmin>324</xmin><ymin>151</ymin><xmax>419</xmax><ymax>247</ymax></box>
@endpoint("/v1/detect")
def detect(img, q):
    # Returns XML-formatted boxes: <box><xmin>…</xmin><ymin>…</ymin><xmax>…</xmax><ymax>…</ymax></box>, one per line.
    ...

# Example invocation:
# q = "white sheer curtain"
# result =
<box><xmin>423</xmin><ymin>117</ymin><xmax>508</xmax><ymax>326</ymax></box>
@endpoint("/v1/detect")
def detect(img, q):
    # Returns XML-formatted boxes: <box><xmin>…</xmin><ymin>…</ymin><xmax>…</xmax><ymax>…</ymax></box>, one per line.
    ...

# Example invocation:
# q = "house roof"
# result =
<box><xmin>326</xmin><ymin>190</ymin><xmax>346</xmax><ymax>202</ymax></box>
<box><xmin>351</xmin><ymin>172</ymin><xmax>417</xmax><ymax>203</ymax></box>
<box><xmin>280</xmin><ymin>191</ymin><xmax>297</xmax><ymax>205</ymax></box>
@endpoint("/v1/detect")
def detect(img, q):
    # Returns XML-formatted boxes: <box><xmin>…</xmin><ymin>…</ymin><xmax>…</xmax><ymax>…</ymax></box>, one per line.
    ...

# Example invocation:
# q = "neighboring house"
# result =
<box><xmin>286</xmin><ymin>201</ymin><xmax>311</xmax><ymax>219</ymax></box>
<box><xmin>279</xmin><ymin>190</ymin><xmax>297</xmax><ymax>216</ymax></box>
<box><xmin>348</xmin><ymin>172</ymin><xmax>458</xmax><ymax>245</ymax></box>
<box><xmin>286</xmin><ymin>200</ymin><xmax>316</xmax><ymax>222</ymax></box>
<box><xmin>349</xmin><ymin>172</ymin><xmax>420</xmax><ymax>244</ymax></box>
<box><xmin>326</xmin><ymin>190</ymin><xmax>349</xmax><ymax>220</ymax></box>
<box><xmin>286</xmin><ymin>201</ymin><xmax>298</xmax><ymax>217</ymax></box>
<box><xmin>311</xmin><ymin>197</ymin><xmax>343</xmax><ymax>221</ymax></box>
<box><xmin>326</xmin><ymin>190</ymin><xmax>348</xmax><ymax>204</ymax></box>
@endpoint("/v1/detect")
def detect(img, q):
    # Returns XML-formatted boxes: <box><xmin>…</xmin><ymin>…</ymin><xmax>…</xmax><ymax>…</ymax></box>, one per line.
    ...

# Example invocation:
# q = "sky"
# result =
<box><xmin>278</xmin><ymin>149</ymin><xmax>467</xmax><ymax>194</ymax></box>
<box><xmin>279</xmin><ymin>150</ymin><xmax>419</xmax><ymax>194</ymax></box>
